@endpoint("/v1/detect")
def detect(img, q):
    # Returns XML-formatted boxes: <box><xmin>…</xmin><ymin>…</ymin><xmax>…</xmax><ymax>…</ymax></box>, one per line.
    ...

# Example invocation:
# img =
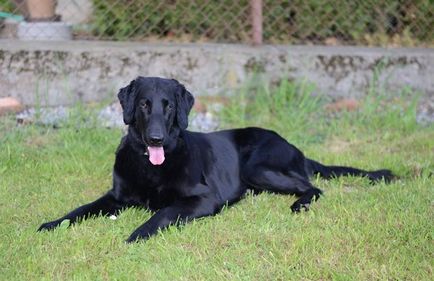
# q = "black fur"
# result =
<box><xmin>38</xmin><ymin>77</ymin><xmax>394</xmax><ymax>243</ymax></box>
<box><xmin>173</xmin><ymin>79</ymin><xmax>194</xmax><ymax>130</ymax></box>
<box><xmin>118</xmin><ymin>79</ymin><xmax>137</xmax><ymax>125</ymax></box>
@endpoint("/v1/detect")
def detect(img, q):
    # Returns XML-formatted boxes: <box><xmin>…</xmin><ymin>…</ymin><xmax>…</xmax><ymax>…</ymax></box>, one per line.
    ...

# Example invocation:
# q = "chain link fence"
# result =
<box><xmin>1</xmin><ymin>0</ymin><xmax>433</xmax><ymax>46</ymax></box>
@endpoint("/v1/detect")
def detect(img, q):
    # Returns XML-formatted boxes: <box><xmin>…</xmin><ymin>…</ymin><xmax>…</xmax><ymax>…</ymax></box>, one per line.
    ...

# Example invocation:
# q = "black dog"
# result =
<box><xmin>38</xmin><ymin>77</ymin><xmax>393</xmax><ymax>242</ymax></box>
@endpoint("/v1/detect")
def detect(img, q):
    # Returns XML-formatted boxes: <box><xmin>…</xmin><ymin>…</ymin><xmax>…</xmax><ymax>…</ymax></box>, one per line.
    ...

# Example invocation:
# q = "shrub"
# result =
<box><xmin>0</xmin><ymin>0</ymin><xmax>15</xmax><ymax>13</ymax></box>
<box><xmin>263</xmin><ymin>0</ymin><xmax>433</xmax><ymax>44</ymax></box>
<box><xmin>91</xmin><ymin>0</ymin><xmax>250</xmax><ymax>41</ymax></box>
<box><xmin>89</xmin><ymin>0</ymin><xmax>433</xmax><ymax>45</ymax></box>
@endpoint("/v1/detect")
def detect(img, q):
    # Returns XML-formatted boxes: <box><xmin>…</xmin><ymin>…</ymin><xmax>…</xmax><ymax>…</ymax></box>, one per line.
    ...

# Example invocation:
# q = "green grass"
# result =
<box><xmin>0</xmin><ymin>80</ymin><xmax>433</xmax><ymax>280</ymax></box>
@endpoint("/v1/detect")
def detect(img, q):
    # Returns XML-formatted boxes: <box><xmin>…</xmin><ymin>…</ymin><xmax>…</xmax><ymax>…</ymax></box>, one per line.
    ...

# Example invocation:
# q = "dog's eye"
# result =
<box><xmin>167</xmin><ymin>104</ymin><xmax>173</xmax><ymax>111</ymax></box>
<box><xmin>140</xmin><ymin>100</ymin><xmax>149</xmax><ymax>109</ymax></box>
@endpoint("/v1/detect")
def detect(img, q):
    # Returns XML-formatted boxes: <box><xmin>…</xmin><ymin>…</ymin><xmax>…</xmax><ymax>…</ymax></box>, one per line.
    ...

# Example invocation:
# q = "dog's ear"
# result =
<box><xmin>117</xmin><ymin>79</ymin><xmax>137</xmax><ymax>125</ymax></box>
<box><xmin>174</xmin><ymin>81</ymin><xmax>195</xmax><ymax>130</ymax></box>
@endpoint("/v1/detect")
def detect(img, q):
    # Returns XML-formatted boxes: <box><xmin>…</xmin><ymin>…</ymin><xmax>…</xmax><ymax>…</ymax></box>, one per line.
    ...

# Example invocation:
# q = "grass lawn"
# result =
<box><xmin>0</xmin><ymin>80</ymin><xmax>433</xmax><ymax>280</ymax></box>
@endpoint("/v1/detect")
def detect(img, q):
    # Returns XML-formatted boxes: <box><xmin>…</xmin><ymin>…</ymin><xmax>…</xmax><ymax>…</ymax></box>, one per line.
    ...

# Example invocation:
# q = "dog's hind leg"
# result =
<box><xmin>242</xmin><ymin>166</ymin><xmax>322</xmax><ymax>212</ymax></box>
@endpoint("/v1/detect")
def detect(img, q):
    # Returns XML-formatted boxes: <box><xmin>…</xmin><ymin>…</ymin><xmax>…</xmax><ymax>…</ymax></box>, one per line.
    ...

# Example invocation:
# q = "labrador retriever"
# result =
<box><xmin>38</xmin><ymin>77</ymin><xmax>393</xmax><ymax>242</ymax></box>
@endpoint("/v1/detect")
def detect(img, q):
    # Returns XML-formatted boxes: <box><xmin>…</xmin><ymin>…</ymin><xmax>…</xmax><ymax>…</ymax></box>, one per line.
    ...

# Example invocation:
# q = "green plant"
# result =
<box><xmin>89</xmin><ymin>0</ymin><xmax>433</xmax><ymax>46</ymax></box>
<box><xmin>91</xmin><ymin>0</ymin><xmax>251</xmax><ymax>41</ymax></box>
<box><xmin>220</xmin><ymin>77</ymin><xmax>325</xmax><ymax>145</ymax></box>
<box><xmin>263</xmin><ymin>0</ymin><xmax>433</xmax><ymax>45</ymax></box>
<box><xmin>0</xmin><ymin>0</ymin><xmax>15</xmax><ymax>13</ymax></box>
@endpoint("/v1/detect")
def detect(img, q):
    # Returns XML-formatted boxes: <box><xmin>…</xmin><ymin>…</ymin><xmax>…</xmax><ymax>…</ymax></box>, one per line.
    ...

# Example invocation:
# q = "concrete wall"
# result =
<box><xmin>0</xmin><ymin>40</ymin><xmax>433</xmax><ymax>105</ymax></box>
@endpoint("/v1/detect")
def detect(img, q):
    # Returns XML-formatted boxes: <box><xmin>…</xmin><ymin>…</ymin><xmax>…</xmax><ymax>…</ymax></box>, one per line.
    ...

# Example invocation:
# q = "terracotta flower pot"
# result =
<box><xmin>26</xmin><ymin>0</ymin><xmax>56</xmax><ymax>20</ymax></box>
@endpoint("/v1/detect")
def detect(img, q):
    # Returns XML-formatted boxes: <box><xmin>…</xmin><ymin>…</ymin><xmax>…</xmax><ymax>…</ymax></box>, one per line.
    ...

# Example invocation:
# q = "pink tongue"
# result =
<box><xmin>148</xmin><ymin>146</ymin><xmax>165</xmax><ymax>165</ymax></box>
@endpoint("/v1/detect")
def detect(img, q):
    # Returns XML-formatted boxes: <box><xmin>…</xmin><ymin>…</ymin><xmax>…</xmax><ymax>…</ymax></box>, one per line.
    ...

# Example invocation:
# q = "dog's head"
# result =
<box><xmin>118</xmin><ymin>77</ymin><xmax>194</xmax><ymax>165</ymax></box>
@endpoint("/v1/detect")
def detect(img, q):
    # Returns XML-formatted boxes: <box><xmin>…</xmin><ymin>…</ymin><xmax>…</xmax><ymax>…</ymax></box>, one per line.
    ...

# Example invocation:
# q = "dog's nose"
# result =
<box><xmin>149</xmin><ymin>135</ymin><xmax>164</xmax><ymax>146</ymax></box>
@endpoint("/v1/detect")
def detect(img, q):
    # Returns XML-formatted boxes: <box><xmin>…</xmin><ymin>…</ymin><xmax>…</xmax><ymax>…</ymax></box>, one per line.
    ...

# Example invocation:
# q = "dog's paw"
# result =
<box><xmin>125</xmin><ymin>230</ymin><xmax>149</xmax><ymax>244</ymax></box>
<box><xmin>290</xmin><ymin>201</ymin><xmax>310</xmax><ymax>213</ymax></box>
<box><xmin>291</xmin><ymin>189</ymin><xmax>321</xmax><ymax>213</ymax></box>
<box><xmin>37</xmin><ymin>220</ymin><xmax>62</xmax><ymax>232</ymax></box>
<box><xmin>368</xmin><ymin>169</ymin><xmax>395</xmax><ymax>183</ymax></box>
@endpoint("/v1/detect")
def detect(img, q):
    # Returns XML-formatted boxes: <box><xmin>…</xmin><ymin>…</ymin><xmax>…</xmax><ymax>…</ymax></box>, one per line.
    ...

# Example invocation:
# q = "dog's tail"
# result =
<box><xmin>306</xmin><ymin>158</ymin><xmax>394</xmax><ymax>183</ymax></box>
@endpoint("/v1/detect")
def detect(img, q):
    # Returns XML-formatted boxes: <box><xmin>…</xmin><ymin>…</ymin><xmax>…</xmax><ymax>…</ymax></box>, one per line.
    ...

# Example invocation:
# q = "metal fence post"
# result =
<box><xmin>251</xmin><ymin>0</ymin><xmax>263</xmax><ymax>45</ymax></box>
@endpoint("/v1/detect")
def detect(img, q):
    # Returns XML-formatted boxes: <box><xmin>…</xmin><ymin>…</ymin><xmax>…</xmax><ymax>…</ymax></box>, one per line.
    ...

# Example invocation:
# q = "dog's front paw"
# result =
<box><xmin>37</xmin><ymin>220</ymin><xmax>62</xmax><ymax>232</ymax></box>
<box><xmin>125</xmin><ymin>229</ymin><xmax>150</xmax><ymax>244</ymax></box>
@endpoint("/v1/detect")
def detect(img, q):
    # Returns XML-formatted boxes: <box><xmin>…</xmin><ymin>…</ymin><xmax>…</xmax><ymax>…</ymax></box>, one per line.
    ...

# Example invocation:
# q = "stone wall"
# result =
<box><xmin>0</xmin><ymin>40</ymin><xmax>433</xmax><ymax>105</ymax></box>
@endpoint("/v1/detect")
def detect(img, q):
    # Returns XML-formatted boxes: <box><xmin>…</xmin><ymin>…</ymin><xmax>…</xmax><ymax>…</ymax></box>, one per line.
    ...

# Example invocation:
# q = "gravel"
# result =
<box><xmin>14</xmin><ymin>98</ymin><xmax>433</xmax><ymax>130</ymax></box>
<box><xmin>189</xmin><ymin>112</ymin><xmax>220</xmax><ymax>132</ymax></box>
<box><xmin>417</xmin><ymin>96</ymin><xmax>434</xmax><ymax>125</ymax></box>
<box><xmin>16</xmin><ymin>107</ymin><xmax>69</xmax><ymax>127</ymax></box>
<box><xmin>15</xmin><ymin>103</ymin><xmax>221</xmax><ymax>132</ymax></box>
<box><xmin>97</xmin><ymin>103</ymin><xmax>125</xmax><ymax>128</ymax></box>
